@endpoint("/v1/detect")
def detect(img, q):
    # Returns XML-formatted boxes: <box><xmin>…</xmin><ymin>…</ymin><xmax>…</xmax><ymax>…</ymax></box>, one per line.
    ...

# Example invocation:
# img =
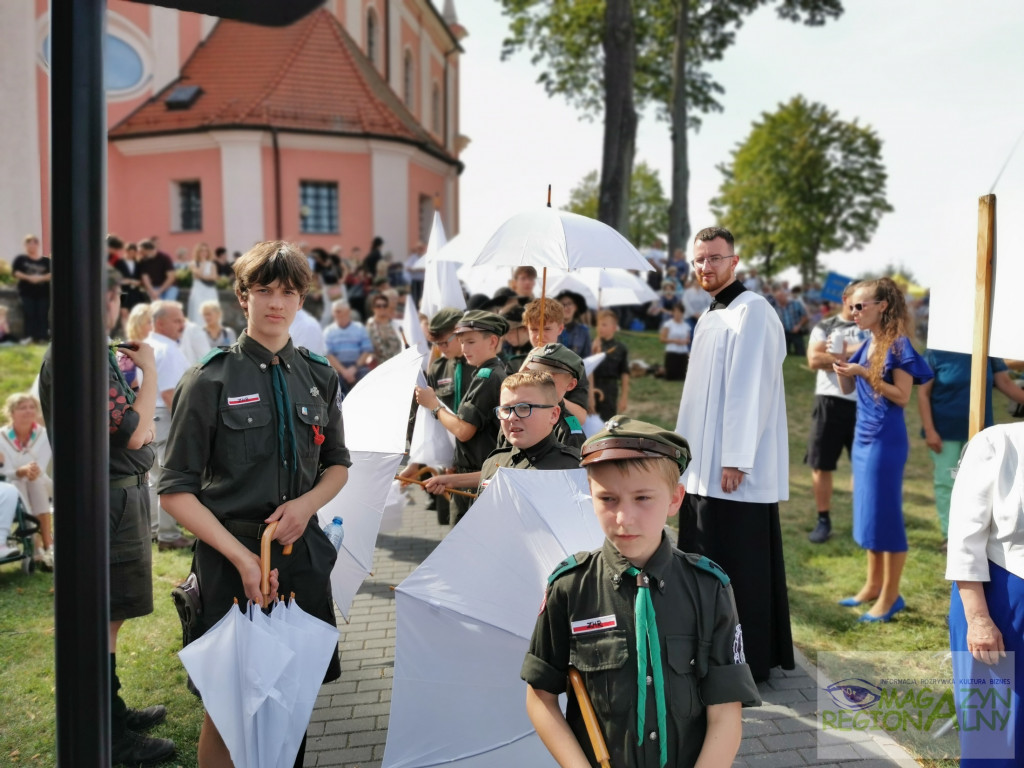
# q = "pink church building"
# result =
<box><xmin>1</xmin><ymin>0</ymin><xmax>465</xmax><ymax>260</ymax></box>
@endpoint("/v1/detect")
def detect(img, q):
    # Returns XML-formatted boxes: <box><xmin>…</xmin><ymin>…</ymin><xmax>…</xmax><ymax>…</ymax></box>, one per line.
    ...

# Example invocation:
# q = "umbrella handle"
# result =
<box><xmin>568</xmin><ymin>667</ymin><xmax>611</xmax><ymax>768</ymax></box>
<box><xmin>260</xmin><ymin>522</ymin><xmax>293</xmax><ymax>604</ymax></box>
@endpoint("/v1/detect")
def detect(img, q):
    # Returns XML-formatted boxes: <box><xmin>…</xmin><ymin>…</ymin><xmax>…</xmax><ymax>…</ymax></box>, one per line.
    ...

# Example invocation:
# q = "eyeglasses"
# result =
<box><xmin>493</xmin><ymin>403</ymin><xmax>555</xmax><ymax>420</ymax></box>
<box><xmin>852</xmin><ymin>301</ymin><xmax>882</xmax><ymax>312</ymax></box>
<box><xmin>430</xmin><ymin>334</ymin><xmax>456</xmax><ymax>348</ymax></box>
<box><xmin>690</xmin><ymin>255</ymin><xmax>734</xmax><ymax>270</ymax></box>
<box><xmin>373</xmin><ymin>303</ymin><xmax>389</xmax><ymax>309</ymax></box>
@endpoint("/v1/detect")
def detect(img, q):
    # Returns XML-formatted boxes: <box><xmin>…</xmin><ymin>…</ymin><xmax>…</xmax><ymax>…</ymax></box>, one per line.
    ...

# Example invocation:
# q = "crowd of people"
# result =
<box><xmin>3</xmin><ymin>223</ymin><xmax>1020</xmax><ymax>766</ymax></box>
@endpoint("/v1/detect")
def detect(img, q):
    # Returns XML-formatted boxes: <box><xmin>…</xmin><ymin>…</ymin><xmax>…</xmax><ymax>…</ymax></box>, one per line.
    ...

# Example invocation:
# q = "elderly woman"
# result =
<box><xmin>946</xmin><ymin>423</ymin><xmax>1024</xmax><ymax>766</ymax></box>
<box><xmin>0</xmin><ymin>393</ymin><xmax>53</xmax><ymax>569</ymax></box>
<box><xmin>119</xmin><ymin>303</ymin><xmax>153</xmax><ymax>391</ymax></box>
<box><xmin>200</xmin><ymin>299</ymin><xmax>236</xmax><ymax>348</ymax></box>
<box><xmin>365</xmin><ymin>292</ymin><xmax>403</xmax><ymax>365</ymax></box>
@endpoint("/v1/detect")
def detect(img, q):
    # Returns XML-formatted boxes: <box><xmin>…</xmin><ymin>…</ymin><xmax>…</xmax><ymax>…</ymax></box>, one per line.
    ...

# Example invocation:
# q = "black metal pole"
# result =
<box><xmin>50</xmin><ymin>1</ymin><xmax>111</xmax><ymax>765</ymax></box>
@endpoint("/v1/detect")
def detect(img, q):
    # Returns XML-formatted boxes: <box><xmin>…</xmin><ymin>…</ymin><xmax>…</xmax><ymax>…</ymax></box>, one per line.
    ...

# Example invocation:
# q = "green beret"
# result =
<box><xmin>428</xmin><ymin>307</ymin><xmax>464</xmax><ymax>336</ymax></box>
<box><xmin>455</xmin><ymin>310</ymin><xmax>509</xmax><ymax>337</ymax></box>
<box><xmin>524</xmin><ymin>343</ymin><xmax>584</xmax><ymax>381</ymax></box>
<box><xmin>107</xmin><ymin>268</ymin><xmax>123</xmax><ymax>291</ymax></box>
<box><xmin>581</xmin><ymin>415</ymin><xmax>691</xmax><ymax>474</ymax></box>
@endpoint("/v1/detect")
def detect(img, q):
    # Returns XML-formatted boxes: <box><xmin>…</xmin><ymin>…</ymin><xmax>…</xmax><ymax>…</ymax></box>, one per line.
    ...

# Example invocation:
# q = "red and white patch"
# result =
<box><xmin>571</xmin><ymin>615</ymin><xmax>617</xmax><ymax>635</ymax></box>
<box><xmin>227</xmin><ymin>393</ymin><xmax>260</xmax><ymax>406</ymax></box>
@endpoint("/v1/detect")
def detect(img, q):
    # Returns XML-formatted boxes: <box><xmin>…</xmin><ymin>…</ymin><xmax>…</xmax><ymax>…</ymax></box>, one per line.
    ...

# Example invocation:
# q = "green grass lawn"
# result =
<box><xmin>0</xmin><ymin>335</ymin><xmax>1012</xmax><ymax>765</ymax></box>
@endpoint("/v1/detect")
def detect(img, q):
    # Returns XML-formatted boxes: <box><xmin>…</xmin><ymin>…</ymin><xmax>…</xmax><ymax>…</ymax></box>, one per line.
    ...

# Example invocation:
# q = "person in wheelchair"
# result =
<box><xmin>0</xmin><ymin>481</ymin><xmax>23</xmax><ymax>560</ymax></box>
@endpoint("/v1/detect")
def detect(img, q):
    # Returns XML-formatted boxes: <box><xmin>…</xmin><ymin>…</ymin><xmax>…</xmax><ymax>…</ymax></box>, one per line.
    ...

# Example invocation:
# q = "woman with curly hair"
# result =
<box><xmin>833</xmin><ymin>277</ymin><xmax>933</xmax><ymax>622</ymax></box>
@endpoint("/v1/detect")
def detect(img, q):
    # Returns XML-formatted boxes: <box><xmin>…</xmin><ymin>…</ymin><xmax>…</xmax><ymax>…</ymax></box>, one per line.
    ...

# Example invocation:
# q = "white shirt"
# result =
<box><xmin>946</xmin><ymin>423</ymin><xmax>1024</xmax><ymax>582</ymax></box>
<box><xmin>809</xmin><ymin>318</ymin><xmax>868</xmax><ymax>400</ymax></box>
<box><xmin>676</xmin><ymin>290</ymin><xmax>789</xmax><ymax>503</ymax></box>
<box><xmin>661</xmin><ymin>317</ymin><xmax>690</xmax><ymax>354</ymax></box>
<box><xmin>682</xmin><ymin>285</ymin><xmax>712</xmax><ymax>319</ymax></box>
<box><xmin>289</xmin><ymin>309</ymin><xmax>328</xmax><ymax>356</ymax></box>
<box><xmin>146</xmin><ymin>331</ymin><xmax>190</xmax><ymax>408</ymax></box>
<box><xmin>180</xmin><ymin>321</ymin><xmax>211</xmax><ymax>365</ymax></box>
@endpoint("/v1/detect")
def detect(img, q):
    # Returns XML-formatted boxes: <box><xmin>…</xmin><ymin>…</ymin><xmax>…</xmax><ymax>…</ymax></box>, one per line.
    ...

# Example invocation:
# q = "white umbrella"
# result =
<box><xmin>419</xmin><ymin>211</ymin><xmax>467</xmax><ymax>317</ymax></box>
<box><xmin>408</xmin><ymin>371</ymin><xmax>456</xmax><ymax>469</ymax></box>
<box><xmin>456</xmin><ymin>262</ymin><xmax>517</xmax><ymax>300</ymax></box>
<box><xmin>383</xmin><ymin>468</ymin><xmax>604</xmax><ymax>768</ymax></box>
<box><xmin>547</xmin><ymin>268</ymin><xmax>658</xmax><ymax>309</ymax></box>
<box><xmin>179</xmin><ymin>602</ymin><xmax>295</xmax><ymax>768</ymax></box>
<box><xmin>472</xmin><ymin>208</ymin><xmax>653</xmax><ymax>272</ymax></box>
<box><xmin>582</xmin><ymin>352</ymin><xmax>606</xmax><ymax>377</ymax></box>
<box><xmin>400</xmin><ymin>292</ymin><xmax>429</xmax><ymax>362</ymax></box>
<box><xmin>325</xmin><ymin>346</ymin><xmax>425</xmax><ymax>619</ymax></box>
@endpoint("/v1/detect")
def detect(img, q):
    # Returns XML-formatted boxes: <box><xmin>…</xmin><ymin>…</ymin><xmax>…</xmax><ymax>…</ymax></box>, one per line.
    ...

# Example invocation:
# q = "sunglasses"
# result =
<box><xmin>852</xmin><ymin>301</ymin><xmax>882</xmax><ymax>312</ymax></box>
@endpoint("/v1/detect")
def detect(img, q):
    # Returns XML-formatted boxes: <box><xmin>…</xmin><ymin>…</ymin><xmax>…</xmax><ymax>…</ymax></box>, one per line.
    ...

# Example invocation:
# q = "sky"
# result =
<box><xmin>452</xmin><ymin>0</ymin><xmax>1024</xmax><ymax>290</ymax></box>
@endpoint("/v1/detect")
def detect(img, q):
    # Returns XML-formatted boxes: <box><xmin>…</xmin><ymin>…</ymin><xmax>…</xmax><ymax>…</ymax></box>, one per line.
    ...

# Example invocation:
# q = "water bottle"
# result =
<box><xmin>323</xmin><ymin>516</ymin><xmax>345</xmax><ymax>551</ymax></box>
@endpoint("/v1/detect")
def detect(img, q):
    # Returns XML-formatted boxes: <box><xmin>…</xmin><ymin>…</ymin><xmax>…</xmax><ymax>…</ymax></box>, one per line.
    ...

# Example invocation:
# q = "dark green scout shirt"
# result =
<box><xmin>39</xmin><ymin>346</ymin><xmax>155</xmax><ymax>479</ymax></box>
<box><xmin>477</xmin><ymin>432</ymin><xmax>580</xmax><ymax>495</ymax></box>
<box><xmin>157</xmin><ymin>332</ymin><xmax>351</xmax><ymax>520</ymax></box>
<box><xmin>427</xmin><ymin>354</ymin><xmax>472</xmax><ymax>411</ymax></box>
<box><xmin>522</xmin><ymin>535</ymin><xmax>760</xmax><ymax>768</ymax></box>
<box><xmin>453</xmin><ymin>356</ymin><xmax>508</xmax><ymax>472</ymax></box>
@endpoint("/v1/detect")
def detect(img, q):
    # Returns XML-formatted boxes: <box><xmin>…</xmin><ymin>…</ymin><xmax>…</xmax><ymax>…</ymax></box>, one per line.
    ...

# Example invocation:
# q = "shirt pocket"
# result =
<box><xmin>665</xmin><ymin>634</ymin><xmax>706</xmax><ymax>721</ymax></box>
<box><xmin>218</xmin><ymin>404</ymin><xmax>273</xmax><ymax>464</ymax></box>
<box><xmin>570</xmin><ymin>630</ymin><xmax>632</xmax><ymax>719</ymax></box>
<box><xmin>294</xmin><ymin>402</ymin><xmax>328</xmax><ymax>458</ymax></box>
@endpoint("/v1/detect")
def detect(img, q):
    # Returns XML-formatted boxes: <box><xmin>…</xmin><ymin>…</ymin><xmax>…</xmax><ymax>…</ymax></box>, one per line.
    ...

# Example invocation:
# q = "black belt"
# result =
<box><xmin>223</xmin><ymin>519</ymin><xmax>274</xmax><ymax>540</ymax></box>
<box><xmin>110</xmin><ymin>472</ymin><xmax>148</xmax><ymax>489</ymax></box>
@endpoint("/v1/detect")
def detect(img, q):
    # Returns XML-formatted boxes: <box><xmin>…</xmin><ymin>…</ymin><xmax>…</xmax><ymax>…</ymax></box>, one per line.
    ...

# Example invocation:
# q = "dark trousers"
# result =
<box><xmin>20</xmin><ymin>294</ymin><xmax>50</xmax><ymax>341</ymax></box>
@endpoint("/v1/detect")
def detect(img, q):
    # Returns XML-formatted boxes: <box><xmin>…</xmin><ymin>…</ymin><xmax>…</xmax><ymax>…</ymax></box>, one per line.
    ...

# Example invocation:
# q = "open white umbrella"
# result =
<box><xmin>383</xmin><ymin>468</ymin><xmax>604</xmax><ymax>768</ymax></box>
<box><xmin>324</xmin><ymin>346</ymin><xmax>425</xmax><ymax>619</ymax></box>
<box><xmin>472</xmin><ymin>208</ymin><xmax>653</xmax><ymax>273</ymax></box>
<box><xmin>547</xmin><ymin>268</ymin><xmax>658</xmax><ymax>309</ymax></box>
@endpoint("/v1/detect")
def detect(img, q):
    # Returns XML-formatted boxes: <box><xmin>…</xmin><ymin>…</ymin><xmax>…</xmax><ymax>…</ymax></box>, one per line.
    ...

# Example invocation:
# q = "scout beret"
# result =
<box><xmin>581</xmin><ymin>415</ymin><xmax>691</xmax><ymax>473</ymax></box>
<box><xmin>428</xmin><ymin>307</ymin><xmax>464</xmax><ymax>336</ymax></box>
<box><xmin>524</xmin><ymin>343</ymin><xmax>584</xmax><ymax>382</ymax></box>
<box><xmin>107</xmin><ymin>268</ymin><xmax>123</xmax><ymax>291</ymax></box>
<box><xmin>455</xmin><ymin>310</ymin><xmax>509</xmax><ymax>337</ymax></box>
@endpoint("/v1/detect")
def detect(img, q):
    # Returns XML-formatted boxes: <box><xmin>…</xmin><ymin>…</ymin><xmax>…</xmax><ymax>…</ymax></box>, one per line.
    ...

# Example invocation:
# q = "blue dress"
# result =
<box><xmin>850</xmin><ymin>336</ymin><xmax>933</xmax><ymax>551</ymax></box>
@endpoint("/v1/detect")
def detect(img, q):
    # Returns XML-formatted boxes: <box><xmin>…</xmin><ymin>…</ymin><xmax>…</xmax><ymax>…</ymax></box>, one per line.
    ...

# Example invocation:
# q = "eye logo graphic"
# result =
<box><xmin>823</xmin><ymin>679</ymin><xmax>882</xmax><ymax>711</ymax></box>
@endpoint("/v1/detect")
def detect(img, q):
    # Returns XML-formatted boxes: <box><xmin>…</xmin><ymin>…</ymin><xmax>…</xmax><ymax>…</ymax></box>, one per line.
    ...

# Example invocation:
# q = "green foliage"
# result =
<box><xmin>174</xmin><ymin>267</ymin><xmax>193</xmax><ymax>288</ymax></box>
<box><xmin>566</xmin><ymin>161</ymin><xmax>669</xmax><ymax>247</ymax></box>
<box><xmin>499</xmin><ymin>0</ymin><xmax>843</xmax><ymax>128</ymax></box>
<box><xmin>0</xmin><ymin>260</ymin><xmax>13</xmax><ymax>286</ymax></box>
<box><xmin>711</xmin><ymin>95</ymin><xmax>892</xmax><ymax>282</ymax></box>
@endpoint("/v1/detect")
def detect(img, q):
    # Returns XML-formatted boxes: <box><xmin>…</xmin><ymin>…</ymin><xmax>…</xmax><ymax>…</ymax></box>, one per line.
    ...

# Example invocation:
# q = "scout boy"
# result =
<box><xmin>520</xmin><ymin>343</ymin><xmax>588</xmax><ymax>451</ymax></box>
<box><xmin>522</xmin><ymin>416</ymin><xmax>760</xmax><ymax>768</ymax></box>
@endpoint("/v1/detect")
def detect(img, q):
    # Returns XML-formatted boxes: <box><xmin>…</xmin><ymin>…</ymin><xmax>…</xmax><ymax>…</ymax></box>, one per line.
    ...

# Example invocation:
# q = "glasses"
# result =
<box><xmin>691</xmin><ymin>255</ymin><xmax>734</xmax><ymax>270</ymax></box>
<box><xmin>493</xmin><ymin>403</ymin><xmax>555</xmax><ymax>420</ymax></box>
<box><xmin>852</xmin><ymin>301</ymin><xmax>882</xmax><ymax>312</ymax></box>
<box><xmin>373</xmin><ymin>302</ymin><xmax>389</xmax><ymax>309</ymax></box>
<box><xmin>430</xmin><ymin>334</ymin><xmax>456</xmax><ymax>348</ymax></box>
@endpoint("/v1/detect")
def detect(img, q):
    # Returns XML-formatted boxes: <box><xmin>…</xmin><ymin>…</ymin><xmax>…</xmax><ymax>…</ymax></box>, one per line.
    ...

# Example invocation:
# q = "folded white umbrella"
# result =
<box><xmin>324</xmin><ymin>346</ymin><xmax>425</xmax><ymax>619</ymax></box>
<box><xmin>408</xmin><ymin>368</ymin><xmax>456</xmax><ymax>469</ymax></box>
<box><xmin>582</xmin><ymin>352</ymin><xmax>606</xmax><ymax>377</ymax></box>
<box><xmin>383</xmin><ymin>468</ymin><xmax>604</xmax><ymax>768</ymax></box>
<box><xmin>420</xmin><ymin>212</ymin><xmax>467</xmax><ymax>317</ymax></box>
<box><xmin>179</xmin><ymin>603</ymin><xmax>295</xmax><ymax>768</ymax></box>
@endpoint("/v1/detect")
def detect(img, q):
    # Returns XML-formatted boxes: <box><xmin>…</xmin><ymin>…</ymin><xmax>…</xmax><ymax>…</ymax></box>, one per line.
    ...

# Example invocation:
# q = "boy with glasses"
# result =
<box><xmin>423</xmin><ymin>371</ymin><xmax>579</xmax><ymax>499</ymax></box>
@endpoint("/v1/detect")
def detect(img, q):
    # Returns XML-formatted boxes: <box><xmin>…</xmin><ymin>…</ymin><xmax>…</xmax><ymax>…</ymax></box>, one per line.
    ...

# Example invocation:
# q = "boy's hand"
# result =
<box><xmin>617</xmin><ymin>397</ymin><xmax>628</xmax><ymax>413</ymax></box>
<box><xmin>265</xmin><ymin>497</ymin><xmax>316</xmax><ymax>547</ymax></box>
<box><xmin>721</xmin><ymin>467</ymin><xmax>744</xmax><ymax>494</ymax></box>
<box><xmin>414</xmin><ymin>385</ymin><xmax>440</xmax><ymax>411</ymax></box>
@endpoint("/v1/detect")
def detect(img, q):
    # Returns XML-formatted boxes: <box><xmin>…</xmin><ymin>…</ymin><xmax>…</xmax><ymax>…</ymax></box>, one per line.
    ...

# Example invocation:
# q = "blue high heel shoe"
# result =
<box><xmin>838</xmin><ymin>596</ymin><xmax>871</xmax><ymax>607</ymax></box>
<box><xmin>858</xmin><ymin>595</ymin><xmax>906</xmax><ymax>623</ymax></box>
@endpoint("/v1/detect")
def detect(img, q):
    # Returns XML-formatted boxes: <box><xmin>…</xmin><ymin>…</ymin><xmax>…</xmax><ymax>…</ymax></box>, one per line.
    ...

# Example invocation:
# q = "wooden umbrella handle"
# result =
<box><xmin>260</xmin><ymin>521</ymin><xmax>293</xmax><ymax>605</ymax></box>
<box><xmin>568</xmin><ymin>667</ymin><xmax>611</xmax><ymax>768</ymax></box>
<box><xmin>392</xmin><ymin>474</ymin><xmax>478</xmax><ymax>499</ymax></box>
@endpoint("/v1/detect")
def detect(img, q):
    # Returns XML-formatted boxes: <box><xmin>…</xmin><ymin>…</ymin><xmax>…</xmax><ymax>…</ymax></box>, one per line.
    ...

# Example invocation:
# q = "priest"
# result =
<box><xmin>675</xmin><ymin>226</ymin><xmax>794</xmax><ymax>683</ymax></box>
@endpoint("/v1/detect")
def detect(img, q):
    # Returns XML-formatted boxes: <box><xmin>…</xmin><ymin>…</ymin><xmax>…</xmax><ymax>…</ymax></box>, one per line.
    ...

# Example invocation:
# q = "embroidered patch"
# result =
<box><xmin>733</xmin><ymin>624</ymin><xmax>746</xmax><ymax>664</ymax></box>
<box><xmin>227</xmin><ymin>394</ymin><xmax>260</xmax><ymax>406</ymax></box>
<box><xmin>565</xmin><ymin>415</ymin><xmax>584</xmax><ymax>434</ymax></box>
<box><xmin>437</xmin><ymin>377</ymin><xmax>453</xmax><ymax>386</ymax></box>
<box><xmin>571</xmin><ymin>615</ymin><xmax>617</xmax><ymax>635</ymax></box>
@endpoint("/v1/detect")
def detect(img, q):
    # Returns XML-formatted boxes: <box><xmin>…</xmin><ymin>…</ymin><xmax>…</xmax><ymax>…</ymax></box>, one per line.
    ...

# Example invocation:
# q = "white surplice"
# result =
<box><xmin>676</xmin><ymin>290</ymin><xmax>789</xmax><ymax>503</ymax></box>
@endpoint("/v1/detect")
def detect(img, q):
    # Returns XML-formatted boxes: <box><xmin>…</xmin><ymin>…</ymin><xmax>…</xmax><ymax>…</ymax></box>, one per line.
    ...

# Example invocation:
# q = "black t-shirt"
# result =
<box><xmin>315</xmin><ymin>254</ymin><xmax>344</xmax><ymax>285</ymax></box>
<box><xmin>138</xmin><ymin>253</ymin><xmax>175</xmax><ymax>288</ymax></box>
<box><xmin>11</xmin><ymin>254</ymin><xmax>51</xmax><ymax>299</ymax></box>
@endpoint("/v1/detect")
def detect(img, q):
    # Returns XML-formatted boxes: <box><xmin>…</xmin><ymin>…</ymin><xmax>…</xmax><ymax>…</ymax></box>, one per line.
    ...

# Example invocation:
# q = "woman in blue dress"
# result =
<box><xmin>833</xmin><ymin>277</ymin><xmax>933</xmax><ymax>622</ymax></box>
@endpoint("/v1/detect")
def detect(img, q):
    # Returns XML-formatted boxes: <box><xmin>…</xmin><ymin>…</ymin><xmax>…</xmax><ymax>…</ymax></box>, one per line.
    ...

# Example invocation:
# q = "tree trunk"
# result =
<box><xmin>667</xmin><ymin>0</ymin><xmax>690</xmax><ymax>256</ymax></box>
<box><xmin>597</xmin><ymin>0</ymin><xmax>636</xmax><ymax>236</ymax></box>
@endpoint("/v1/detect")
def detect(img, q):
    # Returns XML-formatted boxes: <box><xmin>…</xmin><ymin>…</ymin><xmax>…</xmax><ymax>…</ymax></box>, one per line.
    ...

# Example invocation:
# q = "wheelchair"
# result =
<box><xmin>0</xmin><ymin>484</ymin><xmax>38</xmax><ymax>574</ymax></box>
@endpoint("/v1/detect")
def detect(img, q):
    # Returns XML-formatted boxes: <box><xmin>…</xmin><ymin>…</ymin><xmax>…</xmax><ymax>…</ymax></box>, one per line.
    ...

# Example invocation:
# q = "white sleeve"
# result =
<box><xmin>945</xmin><ymin>431</ymin><xmax>999</xmax><ymax>582</ymax></box>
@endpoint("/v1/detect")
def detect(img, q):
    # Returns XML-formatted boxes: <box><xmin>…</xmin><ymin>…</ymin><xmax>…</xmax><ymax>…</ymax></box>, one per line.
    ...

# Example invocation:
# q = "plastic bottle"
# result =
<box><xmin>323</xmin><ymin>516</ymin><xmax>345</xmax><ymax>551</ymax></box>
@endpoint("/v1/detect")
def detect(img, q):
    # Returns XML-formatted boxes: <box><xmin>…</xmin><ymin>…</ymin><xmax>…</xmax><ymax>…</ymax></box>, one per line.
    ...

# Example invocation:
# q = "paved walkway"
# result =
<box><xmin>304</xmin><ymin>487</ymin><xmax>919</xmax><ymax>767</ymax></box>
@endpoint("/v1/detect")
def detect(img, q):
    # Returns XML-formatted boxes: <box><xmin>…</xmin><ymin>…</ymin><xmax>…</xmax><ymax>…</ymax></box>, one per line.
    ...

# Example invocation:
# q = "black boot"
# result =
<box><xmin>110</xmin><ymin>653</ymin><xmax>175</xmax><ymax>766</ymax></box>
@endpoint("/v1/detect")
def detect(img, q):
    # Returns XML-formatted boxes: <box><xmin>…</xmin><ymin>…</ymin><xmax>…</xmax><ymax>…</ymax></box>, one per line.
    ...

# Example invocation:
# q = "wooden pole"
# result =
<box><xmin>969</xmin><ymin>195</ymin><xmax>996</xmax><ymax>439</ymax></box>
<box><xmin>568</xmin><ymin>668</ymin><xmax>611</xmax><ymax>768</ymax></box>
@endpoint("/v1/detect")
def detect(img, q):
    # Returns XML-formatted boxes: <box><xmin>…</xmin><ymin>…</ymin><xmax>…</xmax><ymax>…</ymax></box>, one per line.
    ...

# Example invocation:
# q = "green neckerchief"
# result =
<box><xmin>625</xmin><ymin>565</ymin><xmax>668</xmax><ymax>767</ymax></box>
<box><xmin>453</xmin><ymin>360</ymin><xmax>464</xmax><ymax>410</ymax></box>
<box><xmin>270</xmin><ymin>356</ymin><xmax>298</xmax><ymax>482</ymax></box>
<box><xmin>107</xmin><ymin>348</ymin><xmax>136</xmax><ymax>405</ymax></box>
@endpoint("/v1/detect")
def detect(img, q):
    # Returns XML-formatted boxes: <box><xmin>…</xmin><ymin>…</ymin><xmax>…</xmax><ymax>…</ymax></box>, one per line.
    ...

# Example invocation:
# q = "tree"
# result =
<box><xmin>567</xmin><ymin>161</ymin><xmax>670</xmax><ymax>248</ymax></box>
<box><xmin>499</xmin><ymin>2</ymin><xmax>844</xmax><ymax>253</ymax></box>
<box><xmin>711</xmin><ymin>96</ymin><xmax>893</xmax><ymax>284</ymax></box>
